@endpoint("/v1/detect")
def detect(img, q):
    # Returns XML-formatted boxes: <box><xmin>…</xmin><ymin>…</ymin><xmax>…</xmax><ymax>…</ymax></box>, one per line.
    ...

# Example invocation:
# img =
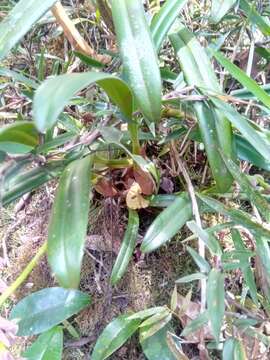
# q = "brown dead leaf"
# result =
<box><xmin>126</xmin><ymin>182</ymin><xmax>149</xmax><ymax>210</ymax></box>
<box><xmin>133</xmin><ymin>167</ymin><xmax>155</xmax><ymax>195</ymax></box>
<box><xmin>95</xmin><ymin>178</ymin><xmax>118</xmax><ymax>197</ymax></box>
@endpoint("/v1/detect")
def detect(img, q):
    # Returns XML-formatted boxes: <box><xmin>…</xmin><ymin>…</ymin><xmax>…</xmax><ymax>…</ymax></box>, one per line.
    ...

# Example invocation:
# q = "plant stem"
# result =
<box><xmin>0</xmin><ymin>241</ymin><xmax>47</xmax><ymax>308</ymax></box>
<box><xmin>128</xmin><ymin>121</ymin><xmax>141</xmax><ymax>155</ymax></box>
<box><xmin>63</xmin><ymin>320</ymin><xmax>80</xmax><ymax>339</ymax></box>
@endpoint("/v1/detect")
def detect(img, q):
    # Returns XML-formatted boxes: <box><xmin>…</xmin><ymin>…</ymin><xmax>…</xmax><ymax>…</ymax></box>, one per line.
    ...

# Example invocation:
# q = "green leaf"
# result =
<box><xmin>176</xmin><ymin>273</ymin><xmax>207</xmax><ymax>283</ymax></box>
<box><xmin>207</xmin><ymin>269</ymin><xmax>225</xmax><ymax>342</ymax></box>
<box><xmin>111</xmin><ymin>0</ymin><xmax>161</xmax><ymax>123</ymax></box>
<box><xmin>141</xmin><ymin>325</ymin><xmax>176</xmax><ymax>360</ymax></box>
<box><xmin>48</xmin><ymin>156</ymin><xmax>92</xmax><ymax>289</ymax></box>
<box><xmin>187</xmin><ymin>246</ymin><xmax>211</xmax><ymax>273</ymax></box>
<box><xmin>23</xmin><ymin>326</ymin><xmax>63</xmax><ymax>360</ymax></box>
<box><xmin>1</xmin><ymin>162</ymin><xmax>64</xmax><ymax>207</ymax></box>
<box><xmin>186</xmin><ymin>220</ymin><xmax>222</xmax><ymax>256</ymax></box>
<box><xmin>181</xmin><ymin>311</ymin><xmax>209</xmax><ymax>337</ymax></box>
<box><xmin>111</xmin><ymin>209</ymin><xmax>139</xmax><ymax>285</ymax></box>
<box><xmin>33</xmin><ymin>72</ymin><xmax>133</xmax><ymax>132</ymax></box>
<box><xmin>169</xmin><ymin>25</ymin><xmax>233</xmax><ymax>192</ymax></box>
<box><xmin>231</xmin><ymin>229</ymin><xmax>258</xmax><ymax>305</ymax></box>
<box><xmin>0</xmin><ymin>67</ymin><xmax>39</xmax><ymax>88</ymax></box>
<box><xmin>91</xmin><ymin>315</ymin><xmax>140</xmax><ymax>360</ymax></box>
<box><xmin>140</xmin><ymin>314</ymin><xmax>172</xmax><ymax>342</ymax></box>
<box><xmin>127</xmin><ymin>307</ymin><xmax>167</xmax><ymax>321</ymax></box>
<box><xmin>223</xmin><ymin>338</ymin><xmax>247</xmax><ymax>360</ymax></box>
<box><xmin>0</xmin><ymin>0</ymin><xmax>58</xmax><ymax>61</ymax></box>
<box><xmin>221</xmin><ymin>154</ymin><xmax>270</xmax><ymax>222</ymax></box>
<box><xmin>231</xmin><ymin>84</ymin><xmax>270</xmax><ymax>100</ymax></box>
<box><xmin>212</xmin><ymin>50</ymin><xmax>270</xmax><ymax>109</ymax></box>
<box><xmin>10</xmin><ymin>287</ymin><xmax>90</xmax><ymax>336</ymax></box>
<box><xmin>150</xmin><ymin>0</ymin><xmax>188</xmax><ymax>52</ymax></box>
<box><xmin>140</xmin><ymin>309</ymin><xmax>171</xmax><ymax>328</ymax></box>
<box><xmin>210</xmin><ymin>0</ymin><xmax>237</xmax><ymax>23</ymax></box>
<box><xmin>255</xmin><ymin>236</ymin><xmax>270</xmax><ymax>301</ymax></box>
<box><xmin>239</xmin><ymin>0</ymin><xmax>270</xmax><ymax>36</ymax></box>
<box><xmin>235</xmin><ymin>134</ymin><xmax>270</xmax><ymax>171</ymax></box>
<box><xmin>73</xmin><ymin>51</ymin><xmax>104</xmax><ymax>68</ymax></box>
<box><xmin>0</xmin><ymin>122</ymin><xmax>39</xmax><ymax>154</ymax></box>
<box><xmin>141</xmin><ymin>193</ymin><xmax>192</xmax><ymax>253</ymax></box>
<box><xmin>198</xmin><ymin>194</ymin><xmax>270</xmax><ymax>239</ymax></box>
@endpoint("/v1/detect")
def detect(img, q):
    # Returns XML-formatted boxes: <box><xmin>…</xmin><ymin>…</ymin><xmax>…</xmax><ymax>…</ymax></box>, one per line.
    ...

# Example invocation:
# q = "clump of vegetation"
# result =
<box><xmin>1</xmin><ymin>0</ymin><xmax>270</xmax><ymax>359</ymax></box>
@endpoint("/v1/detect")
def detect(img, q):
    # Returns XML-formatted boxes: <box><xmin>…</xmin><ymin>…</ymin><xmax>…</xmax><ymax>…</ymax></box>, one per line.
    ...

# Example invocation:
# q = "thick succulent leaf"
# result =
<box><xmin>0</xmin><ymin>0</ymin><xmax>58</xmax><ymax>61</ymax></box>
<box><xmin>239</xmin><ymin>0</ymin><xmax>270</xmax><ymax>36</ymax></box>
<box><xmin>210</xmin><ymin>0</ymin><xmax>237</xmax><ymax>23</ymax></box>
<box><xmin>48</xmin><ymin>156</ymin><xmax>92</xmax><ymax>289</ymax></box>
<box><xmin>150</xmin><ymin>0</ymin><xmax>188</xmax><ymax>51</ymax></box>
<box><xmin>207</xmin><ymin>269</ymin><xmax>225</xmax><ymax>342</ymax></box>
<box><xmin>91</xmin><ymin>315</ymin><xmax>141</xmax><ymax>360</ymax></box>
<box><xmin>23</xmin><ymin>326</ymin><xmax>63</xmax><ymax>360</ymax></box>
<box><xmin>33</xmin><ymin>72</ymin><xmax>133</xmax><ymax>132</ymax></box>
<box><xmin>111</xmin><ymin>210</ymin><xmax>139</xmax><ymax>285</ymax></box>
<box><xmin>111</xmin><ymin>0</ymin><xmax>161</xmax><ymax>123</ymax></box>
<box><xmin>197</xmin><ymin>194</ymin><xmax>270</xmax><ymax>238</ymax></box>
<box><xmin>231</xmin><ymin>229</ymin><xmax>258</xmax><ymax>305</ymax></box>
<box><xmin>212</xmin><ymin>50</ymin><xmax>270</xmax><ymax>109</ymax></box>
<box><xmin>10</xmin><ymin>287</ymin><xmax>91</xmax><ymax>336</ymax></box>
<box><xmin>169</xmin><ymin>25</ymin><xmax>233</xmax><ymax>192</ymax></box>
<box><xmin>221</xmin><ymin>154</ymin><xmax>270</xmax><ymax>222</ymax></box>
<box><xmin>141</xmin><ymin>325</ymin><xmax>176</xmax><ymax>360</ymax></box>
<box><xmin>1</xmin><ymin>162</ymin><xmax>64</xmax><ymax>207</ymax></box>
<box><xmin>0</xmin><ymin>122</ymin><xmax>39</xmax><ymax>154</ymax></box>
<box><xmin>141</xmin><ymin>193</ymin><xmax>192</xmax><ymax>253</ymax></box>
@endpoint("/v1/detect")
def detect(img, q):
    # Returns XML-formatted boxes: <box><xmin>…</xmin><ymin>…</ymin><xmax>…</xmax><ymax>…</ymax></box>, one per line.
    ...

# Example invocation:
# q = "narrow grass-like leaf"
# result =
<box><xmin>221</xmin><ymin>154</ymin><xmax>270</xmax><ymax>222</ymax></box>
<box><xmin>231</xmin><ymin>229</ymin><xmax>258</xmax><ymax>305</ymax></box>
<box><xmin>187</xmin><ymin>246</ymin><xmax>211</xmax><ymax>273</ymax></box>
<box><xmin>207</xmin><ymin>269</ymin><xmax>225</xmax><ymax>342</ymax></box>
<box><xmin>150</xmin><ymin>0</ymin><xmax>188</xmax><ymax>51</ymax></box>
<box><xmin>169</xmin><ymin>25</ymin><xmax>233</xmax><ymax>192</ymax></box>
<box><xmin>23</xmin><ymin>326</ymin><xmax>63</xmax><ymax>360</ymax></box>
<box><xmin>197</xmin><ymin>194</ymin><xmax>270</xmax><ymax>238</ymax></box>
<box><xmin>181</xmin><ymin>311</ymin><xmax>209</xmax><ymax>337</ymax></box>
<box><xmin>239</xmin><ymin>0</ymin><xmax>270</xmax><ymax>36</ymax></box>
<box><xmin>141</xmin><ymin>193</ymin><xmax>192</xmax><ymax>253</ymax></box>
<box><xmin>212</xmin><ymin>50</ymin><xmax>270</xmax><ymax>109</ymax></box>
<box><xmin>10</xmin><ymin>287</ymin><xmax>90</xmax><ymax>336</ymax></box>
<box><xmin>255</xmin><ymin>236</ymin><xmax>270</xmax><ymax>301</ymax></box>
<box><xmin>111</xmin><ymin>0</ymin><xmax>161</xmax><ymax>123</ymax></box>
<box><xmin>0</xmin><ymin>67</ymin><xmax>39</xmax><ymax>88</ymax></box>
<box><xmin>176</xmin><ymin>273</ymin><xmax>207</xmax><ymax>283</ymax></box>
<box><xmin>187</xmin><ymin>220</ymin><xmax>222</xmax><ymax>256</ymax></box>
<box><xmin>0</xmin><ymin>0</ymin><xmax>58</xmax><ymax>60</ymax></box>
<box><xmin>111</xmin><ymin>210</ymin><xmax>139</xmax><ymax>285</ymax></box>
<box><xmin>0</xmin><ymin>122</ymin><xmax>38</xmax><ymax>154</ymax></box>
<box><xmin>210</xmin><ymin>98</ymin><xmax>270</xmax><ymax>161</ymax></box>
<box><xmin>48</xmin><ymin>156</ymin><xmax>92</xmax><ymax>289</ymax></box>
<box><xmin>223</xmin><ymin>338</ymin><xmax>246</xmax><ymax>360</ymax></box>
<box><xmin>232</xmin><ymin>84</ymin><xmax>270</xmax><ymax>100</ymax></box>
<box><xmin>91</xmin><ymin>315</ymin><xmax>141</xmax><ymax>360</ymax></box>
<box><xmin>210</xmin><ymin>0</ymin><xmax>237</xmax><ymax>23</ymax></box>
<box><xmin>128</xmin><ymin>307</ymin><xmax>167</xmax><ymax>321</ymax></box>
<box><xmin>235</xmin><ymin>135</ymin><xmax>270</xmax><ymax>171</ymax></box>
<box><xmin>33</xmin><ymin>72</ymin><xmax>133</xmax><ymax>132</ymax></box>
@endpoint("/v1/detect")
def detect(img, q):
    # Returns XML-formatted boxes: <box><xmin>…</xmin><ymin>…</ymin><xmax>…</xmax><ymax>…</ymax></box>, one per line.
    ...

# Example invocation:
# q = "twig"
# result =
<box><xmin>51</xmin><ymin>2</ymin><xmax>110</xmax><ymax>64</ymax></box>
